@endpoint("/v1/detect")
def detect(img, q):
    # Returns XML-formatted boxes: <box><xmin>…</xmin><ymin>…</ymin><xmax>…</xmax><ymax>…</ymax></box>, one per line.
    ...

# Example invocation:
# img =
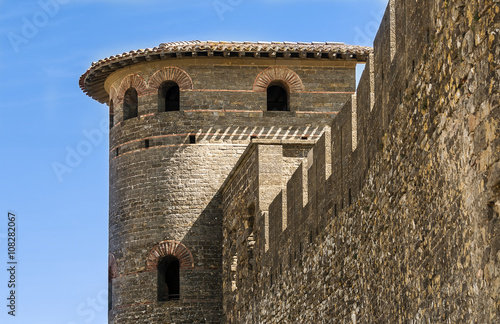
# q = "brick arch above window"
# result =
<box><xmin>146</xmin><ymin>240</ymin><xmax>194</xmax><ymax>270</ymax></box>
<box><xmin>108</xmin><ymin>253</ymin><xmax>118</xmax><ymax>280</ymax></box>
<box><xmin>115</xmin><ymin>74</ymin><xmax>148</xmax><ymax>103</ymax></box>
<box><xmin>148</xmin><ymin>67</ymin><xmax>193</xmax><ymax>92</ymax></box>
<box><xmin>253</xmin><ymin>66</ymin><xmax>304</xmax><ymax>93</ymax></box>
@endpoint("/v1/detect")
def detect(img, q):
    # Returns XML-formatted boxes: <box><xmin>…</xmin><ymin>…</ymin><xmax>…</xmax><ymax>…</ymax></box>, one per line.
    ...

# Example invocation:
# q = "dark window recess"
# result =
<box><xmin>230</xmin><ymin>52</ymin><xmax>239</xmax><ymax>57</ymax></box>
<box><xmin>301</xmin><ymin>136</ymin><xmax>308</xmax><ymax>140</ymax></box>
<box><xmin>306</xmin><ymin>52</ymin><xmax>315</xmax><ymax>58</ymax></box>
<box><xmin>336</xmin><ymin>53</ymin><xmax>343</xmax><ymax>59</ymax></box>
<box><xmin>290</xmin><ymin>52</ymin><xmax>300</xmax><ymax>58</ymax></box>
<box><xmin>108</xmin><ymin>267</ymin><xmax>113</xmax><ymax>311</ymax></box>
<box><xmin>309</xmin><ymin>231</ymin><xmax>313</xmax><ymax>243</ymax></box>
<box><xmin>198</xmin><ymin>51</ymin><xmax>208</xmax><ymax>57</ymax></box>
<box><xmin>250</xmin><ymin>135</ymin><xmax>257</xmax><ymax>140</ymax></box>
<box><xmin>123</xmin><ymin>88</ymin><xmax>138</xmax><ymax>120</ymax></box>
<box><xmin>349</xmin><ymin>189</ymin><xmax>352</xmax><ymax>206</ymax></box>
<box><xmin>158</xmin><ymin>255</ymin><xmax>180</xmax><ymax>301</ymax></box>
<box><xmin>115</xmin><ymin>147</ymin><xmax>119</xmax><ymax>157</ymax></box>
<box><xmin>158</xmin><ymin>82</ymin><xmax>180</xmax><ymax>112</ymax></box>
<box><xmin>214</xmin><ymin>51</ymin><xmax>224</xmax><ymax>57</ymax></box>
<box><xmin>267</xmin><ymin>84</ymin><xmax>289</xmax><ymax>111</ymax></box>
<box><xmin>321</xmin><ymin>53</ymin><xmax>329</xmax><ymax>59</ymax></box>
<box><xmin>145</xmin><ymin>139</ymin><xmax>150</xmax><ymax>149</ymax></box>
<box><xmin>276</xmin><ymin>52</ymin><xmax>284</xmax><ymax>58</ymax></box>
<box><xmin>334</xmin><ymin>204</ymin><xmax>337</xmax><ymax>217</ymax></box>
<box><xmin>109</xmin><ymin>100</ymin><xmax>114</xmax><ymax>129</ymax></box>
<box><xmin>245</xmin><ymin>52</ymin><xmax>254</xmax><ymax>57</ymax></box>
<box><xmin>260</xmin><ymin>52</ymin><xmax>270</xmax><ymax>58</ymax></box>
<box><xmin>189</xmin><ymin>135</ymin><xmax>196</xmax><ymax>144</ymax></box>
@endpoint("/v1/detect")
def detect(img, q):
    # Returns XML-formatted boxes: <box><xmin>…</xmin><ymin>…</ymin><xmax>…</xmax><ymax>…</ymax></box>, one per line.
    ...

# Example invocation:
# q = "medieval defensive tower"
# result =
<box><xmin>80</xmin><ymin>40</ymin><xmax>370</xmax><ymax>323</ymax></box>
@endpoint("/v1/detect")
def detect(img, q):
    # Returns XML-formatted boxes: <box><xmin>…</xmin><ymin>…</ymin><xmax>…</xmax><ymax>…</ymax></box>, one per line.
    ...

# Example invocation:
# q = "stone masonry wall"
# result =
<box><xmin>107</xmin><ymin>55</ymin><xmax>349</xmax><ymax>322</ymax></box>
<box><xmin>223</xmin><ymin>0</ymin><xmax>500</xmax><ymax>322</ymax></box>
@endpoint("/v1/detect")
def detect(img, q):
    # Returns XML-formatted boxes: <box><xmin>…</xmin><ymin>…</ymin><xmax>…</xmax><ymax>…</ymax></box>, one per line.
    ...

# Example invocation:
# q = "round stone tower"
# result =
<box><xmin>80</xmin><ymin>40</ymin><xmax>369</xmax><ymax>323</ymax></box>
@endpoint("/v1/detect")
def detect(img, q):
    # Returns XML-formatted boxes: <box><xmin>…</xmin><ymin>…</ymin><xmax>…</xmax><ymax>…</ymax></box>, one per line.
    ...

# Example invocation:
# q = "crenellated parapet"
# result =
<box><xmin>222</xmin><ymin>0</ymin><xmax>500</xmax><ymax>322</ymax></box>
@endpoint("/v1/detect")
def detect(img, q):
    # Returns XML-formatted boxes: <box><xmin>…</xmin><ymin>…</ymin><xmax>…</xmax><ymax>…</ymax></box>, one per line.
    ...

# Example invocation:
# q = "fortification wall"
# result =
<box><xmin>223</xmin><ymin>0</ymin><xmax>500</xmax><ymax>322</ymax></box>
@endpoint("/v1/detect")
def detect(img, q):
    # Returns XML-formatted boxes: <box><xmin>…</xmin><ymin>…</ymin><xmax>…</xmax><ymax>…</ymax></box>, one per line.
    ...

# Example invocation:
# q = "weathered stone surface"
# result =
<box><xmin>221</xmin><ymin>0</ymin><xmax>499</xmax><ymax>323</ymax></box>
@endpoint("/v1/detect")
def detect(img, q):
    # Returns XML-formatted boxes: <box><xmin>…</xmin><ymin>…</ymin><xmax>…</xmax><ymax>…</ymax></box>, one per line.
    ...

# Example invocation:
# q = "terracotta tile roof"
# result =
<box><xmin>80</xmin><ymin>41</ymin><xmax>372</xmax><ymax>104</ymax></box>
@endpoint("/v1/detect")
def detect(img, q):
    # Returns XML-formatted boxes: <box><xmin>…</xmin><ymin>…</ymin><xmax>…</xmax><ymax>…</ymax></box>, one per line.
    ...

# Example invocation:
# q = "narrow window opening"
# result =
<box><xmin>108</xmin><ymin>267</ymin><xmax>113</xmax><ymax>311</ymax></box>
<box><xmin>250</xmin><ymin>135</ymin><xmax>257</xmax><ymax>140</ymax></box>
<box><xmin>334</xmin><ymin>204</ymin><xmax>337</xmax><ymax>217</ymax></box>
<box><xmin>198</xmin><ymin>51</ymin><xmax>208</xmax><ymax>57</ymax></box>
<box><xmin>260</xmin><ymin>52</ymin><xmax>270</xmax><ymax>58</ymax></box>
<box><xmin>245</xmin><ymin>52</ymin><xmax>254</xmax><ymax>57</ymax></box>
<box><xmin>158</xmin><ymin>255</ymin><xmax>180</xmax><ymax>301</ymax></box>
<box><xmin>145</xmin><ymin>139</ymin><xmax>150</xmax><ymax>149</ymax></box>
<box><xmin>336</xmin><ymin>53</ymin><xmax>343</xmax><ymax>59</ymax></box>
<box><xmin>276</xmin><ymin>52</ymin><xmax>284</xmax><ymax>58</ymax></box>
<box><xmin>115</xmin><ymin>147</ymin><xmax>119</xmax><ymax>157</ymax></box>
<box><xmin>123</xmin><ymin>88</ymin><xmax>138</xmax><ymax>120</ymax></box>
<box><xmin>290</xmin><ymin>52</ymin><xmax>300</xmax><ymax>58</ymax></box>
<box><xmin>412</xmin><ymin>60</ymin><xmax>415</xmax><ymax>73</ymax></box>
<box><xmin>306</xmin><ymin>52</ymin><xmax>315</xmax><ymax>58</ymax></box>
<box><xmin>427</xmin><ymin>28</ymin><xmax>431</xmax><ymax>44</ymax></box>
<box><xmin>189</xmin><ymin>135</ymin><xmax>196</xmax><ymax>144</ymax></box>
<box><xmin>158</xmin><ymin>81</ymin><xmax>180</xmax><ymax>112</ymax></box>
<box><xmin>229</xmin><ymin>52</ymin><xmax>239</xmax><ymax>57</ymax></box>
<box><xmin>214</xmin><ymin>51</ymin><xmax>224</xmax><ymax>57</ymax></box>
<box><xmin>349</xmin><ymin>189</ymin><xmax>352</xmax><ymax>206</ymax></box>
<box><xmin>267</xmin><ymin>83</ymin><xmax>289</xmax><ymax>111</ymax></box>
<box><xmin>301</xmin><ymin>136</ymin><xmax>308</xmax><ymax>140</ymax></box>
<box><xmin>321</xmin><ymin>53</ymin><xmax>329</xmax><ymax>59</ymax></box>
<box><xmin>309</xmin><ymin>231</ymin><xmax>313</xmax><ymax>243</ymax></box>
<box><xmin>109</xmin><ymin>100</ymin><xmax>114</xmax><ymax>129</ymax></box>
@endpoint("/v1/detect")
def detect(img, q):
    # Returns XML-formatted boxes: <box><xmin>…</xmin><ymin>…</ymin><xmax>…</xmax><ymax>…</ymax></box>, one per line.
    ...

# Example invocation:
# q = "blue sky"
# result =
<box><xmin>0</xmin><ymin>0</ymin><xmax>387</xmax><ymax>323</ymax></box>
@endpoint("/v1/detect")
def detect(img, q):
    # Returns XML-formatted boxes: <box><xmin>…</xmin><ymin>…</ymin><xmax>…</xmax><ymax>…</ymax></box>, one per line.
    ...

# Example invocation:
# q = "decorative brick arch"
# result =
<box><xmin>146</xmin><ymin>240</ymin><xmax>194</xmax><ymax>270</ymax></box>
<box><xmin>108</xmin><ymin>253</ymin><xmax>118</xmax><ymax>280</ymax></box>
<box><xmin>116</xmin><ymin>74</ymin><xmax>148</xmax><ymax>102</ymax></box>
<box><xmin>148</xmin><ymin>67</ymin><xmax>194</xmax><ymax>92</ymax></box>
<box><xmin>253</xmin><ymin>66</ymin><xmax>304</xmax><ymax>93</ymax></box>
